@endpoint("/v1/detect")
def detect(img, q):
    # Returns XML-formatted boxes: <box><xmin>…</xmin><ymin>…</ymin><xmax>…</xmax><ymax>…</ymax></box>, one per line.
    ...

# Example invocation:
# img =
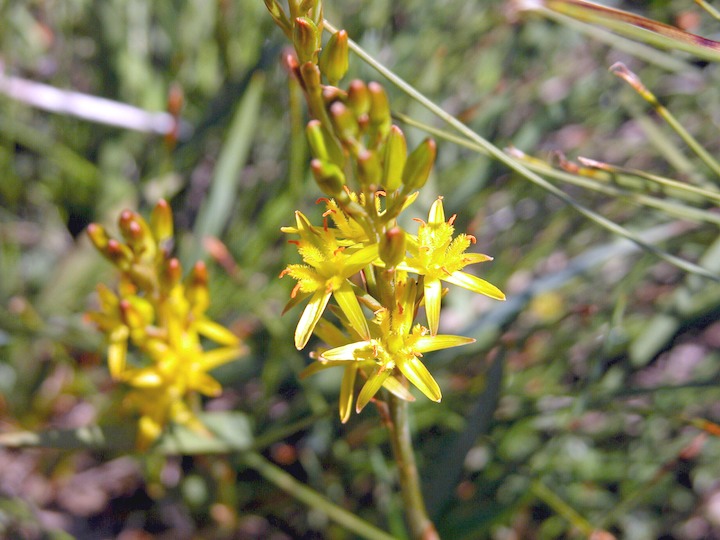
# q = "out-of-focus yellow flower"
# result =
<box><xmin>400</xmin><ymin>197</ymin><xmax>506</xmax><ymax>335</ymax></box>
<box><xmin>87</xmin><ymin>200</ymin><xmax>245</xmax><ymax>449</ymax></box>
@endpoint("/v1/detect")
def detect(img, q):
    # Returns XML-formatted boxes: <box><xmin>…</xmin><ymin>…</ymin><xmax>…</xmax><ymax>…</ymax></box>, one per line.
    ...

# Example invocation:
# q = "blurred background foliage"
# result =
<box><xmin>2</xmin><ymin>0</ymin><xmax>720</xmax><ymax>538</ymax></box>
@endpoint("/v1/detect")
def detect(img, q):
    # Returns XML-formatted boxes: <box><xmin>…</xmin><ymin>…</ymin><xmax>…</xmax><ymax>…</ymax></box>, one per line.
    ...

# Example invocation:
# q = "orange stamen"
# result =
<box><xmin>291</xmin><ymin>282</ymin><xmax>302</xmax><ymax>298</ymax></box>
<box><xmin>467</xmin><ymin>234</ymin><xmax>476</xmax><ymax>244</ymax></box>
<box><xmin>449</xmin><ymin>214</ymin><xmax>457</xmax><ymax>225</ymax></box>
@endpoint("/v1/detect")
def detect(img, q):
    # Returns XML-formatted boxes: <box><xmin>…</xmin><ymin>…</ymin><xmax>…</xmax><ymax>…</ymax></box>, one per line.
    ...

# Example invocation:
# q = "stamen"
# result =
<box><xmin>291</xmin><ymin>282</ymin><xmax>301</xmax><ymax>298</ymax></box>
<box><xmin>288</xmin><ymin>240</ymin><xmax>300</xmax><ymax>246</ymax></box>
<box><xmin>467</xmin><ymin>234</ymin><xmax>476</xmax><ymax>244</ymax></box>
<box><xmin>448</xmin><ymin>214</ymin><xmax>457</xmax><ymax>225</ymax></box>
<box><xmin>316</xmin><ymin>197</ymin><xmax>331</xmax><ymax>205</ymax></box>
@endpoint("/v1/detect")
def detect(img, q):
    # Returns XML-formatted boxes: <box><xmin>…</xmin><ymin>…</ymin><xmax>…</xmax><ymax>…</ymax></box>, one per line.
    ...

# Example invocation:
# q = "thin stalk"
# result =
<box><xmin>324</xmin><ymin>19</ymin><xmax>720</xmax><ymax>281</ymax></box>
<box><xmin>240</xmin><ymin>450</ymin><xmax>396</xmax><ymax>540</ymax></box>
<box><xmin>695</xmin><ymin>0</ymin><xmax>720</xmax><ymax>22</ymax></box>
<box><xmin>387</xmin><ymin>395</ymin><xmax>439</xmax><ymax>540</ymax></box>
<box><xmin>611</xmin><ymin>62</ymin><xmax>720</xmax><ymax>181</ymax></box>
<box><xmin>530</xmin><ymin>480</ymin><xmax>596</xmax><ymax>536</ymax></box>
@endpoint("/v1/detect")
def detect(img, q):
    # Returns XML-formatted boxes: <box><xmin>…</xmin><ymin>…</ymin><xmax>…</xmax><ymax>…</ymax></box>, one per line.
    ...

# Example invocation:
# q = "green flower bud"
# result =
<box><xmin>311</xmin><ymin>159</ymin><xmax>346</xmax><ymax>196</ymax></box>
<box><xmin>357</xmin><ymin>150</ymin><xmax>381</xmax><ymax>187</ymax></box>
<box><xmin>382</xmin><ymin>125</ymin><xmax>407</xmax><ymax>192</ymax></box>
<box><xmin>293</xmin><ymin>17</ymin><xmax>321</xmax><ymax>64</ymax></box>
<box><xmin>379</xmin><ymin>227</ymin><xmax>406</xmax><ymax>269</ymax></box>
<box><xmin>329</xmin><ymin>101</ymin><xmax>359</xmax><ymax>144</ymax></box>
<box><xmin>347</xmin><ymin>80</ymin><xmax>370</xmax><ymax>118</ymax></box>
<box><xmin>318</xmin><ymin>30</ymin><xmax>349</xmax><ymax>85</ymax></box>
<box><xmin>263</xmin><ymin>0</ymin><xmax>292</xmax><ymax>37</ymax></box>
<box><xmin>306</xmin><ymin>120</ymin><xmax>345</xmax><ymax>166</ymax></box>
<box><xmin>368</xmin><ymin>82</ymin><xmax>390</xmax><ymax>127</ymax></box>
<box><xmin>402</xmin><ymin>138</ymin><xmax>436</xmax><ymax>191</ymax></box>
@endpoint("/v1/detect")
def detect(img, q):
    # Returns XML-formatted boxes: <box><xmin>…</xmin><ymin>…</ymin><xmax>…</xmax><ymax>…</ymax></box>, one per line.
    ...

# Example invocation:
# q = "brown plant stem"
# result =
<box><xmin>387</xmin><ymin>394</ymin><xmax>439</xmax><ymax>540</ymax></box>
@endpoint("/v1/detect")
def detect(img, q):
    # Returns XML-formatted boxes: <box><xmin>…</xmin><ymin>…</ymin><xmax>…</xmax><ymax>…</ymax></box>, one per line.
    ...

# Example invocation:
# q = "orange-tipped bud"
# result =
<box><xmin>382</xmin><ymin>125</ymin><xmax>407</xmax><ymax>192</ymax></box>
<box><xmin>86</xmin><ymin>223</ymin><xmax>110</xmax><ymax>252</ymax></box>
<box><xmin>329</xmin><ymin>101</ymin><xmax>358</xmax><ymax>144</ymax></box>
<box><xmin>318</xmin><ymin>30</ymin><xmax>349</xmax><ymax>85</ymax></box>
<box><xmin>105</xmin><ymin>239</ymin><xmax>133</xmax><ymax>269</ymax></box>
<box><xmin>311</xmin><ymin>159</ymin><xmax>346</xmax><ymax>195</ymax></box>
<box><xmin>357</xmin><ymin>150</ymin><xmax>381</xmax><ymax>187</ymax></box>
<box><xmin>306</xmin><ymin>120</ymin><xmax>344</xmax><ymax>166</ymax></box>
<box><xmin>161</xmin><ymin>257</ymin><xmax>183</xmax><ymax>289</ymax></box>
<box><xmin>402</xmin><ymin>138</ymin><xmax>436</xmax><ymax>191</ymax></box>
<box><xmin>150</xmin><ymin>199</ymin><xmax>174</xmax><ymax>245</ymax></box>
<box><xmin>379</xmin><ymin>227</ymin><xmax>406</xmax><ymax>268</ymax></box>
<box><xmin>347</xmin><ymin>80</ymin><xmax>370</xmax><ymax>118</ymax></box>
<box><xmin>368</xmin><ymin>82</ymin><xmax>390</xmax><ymax>128</ymax></box>
<box><xmin>187</xmin><ymin>261</ymin><xmax>210</xmax><ymax>313</ymax></box>
<box><xmin>293</xmin><ymin>17</ymin><xmax>320</xmax><ymax>64</ymax></box>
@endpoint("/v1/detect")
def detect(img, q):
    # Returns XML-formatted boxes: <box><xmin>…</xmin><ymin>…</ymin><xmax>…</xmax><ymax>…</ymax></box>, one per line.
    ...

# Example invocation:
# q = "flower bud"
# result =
<box><xmin>347</xmin><ymin>80</ymin><xmax>370</xmax><ymax>118</ymax></box>
<box><xmin>318</xmin><ymin>30</ymin><xmax>349</xmax><ymax>85</ymax></box>
<box><xmin>293</xmin><ymin>17</ymin><xmax>320</xmax><ymax>64</ymax></box>
<box><xmin>382</xmin><ymin>125</ymin><xmax>407</xmax><ymax>191</ymax></box>
<box><xmin>402</xmin><ymin>138</ymin><xmax>436</xmax><ymax>191</ymax></box>
<box><xmin>161</xmin><ymin>257</ymin><xmax>183</xmax><ymax>290</ymax></box>
<box><xmin>87</xmin><ymin>223</ymin><xmax>110</xmax><ymax>252</ymax></box>
<box><xmin>306</xmin><ymin>120</ymin><xmax>344</xmax><ymax>166</ymax></box>
<box><xmin>311</xmin><ymin>159</ymin><xmax>346</xmax><ymax>196</ymax></box>
<box><xmin>150</xmin><ymin>199</ymin><xmax>174</xmax><ymax>245</ymax></box>
<box><xmin>187</xmin><ymin>261</ymin><xmax>210</xmax><ymax>314</ymax></box>
<box><xmin>368</xmin><ymin>82</ymin><xmax>390</xmax><ymax>128</ymax></box>
<box><xmin>379</xmin><ymin>227</ymin><xmax>406</xmax><ymax>268</ymax></box>
<box><xmin>357</xmin><ymin>150</ymin><xmax>381</xmax><ymax>187</ymax></box>
<box><xmin>329</xmin><ymin>101</ymin><xmax>358</xmax><ymax>144</ymax></box>
<box><xmin>105</xmin><ymin>239</ymin><xmax>133</xmax><ymax>270</ymax></box>
<box><xmin>264</xmin><ymin>0</ymin><xmax>292</xmax><ymax>37</ymax></box>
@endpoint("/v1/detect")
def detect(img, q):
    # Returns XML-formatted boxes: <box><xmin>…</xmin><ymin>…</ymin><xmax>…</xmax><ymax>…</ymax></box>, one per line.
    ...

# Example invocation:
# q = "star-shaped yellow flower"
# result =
<box><xmin>318</xmin><ymin>276</ymin><xmax>474</xmax><ymax>411</ymax></box>
<box><xmin>399</xmin><ymin>197</ymin><xmax>505</xmax><ymax>335</ymax></box>
<box><xmin>281</xmin><ymin>210</ymin><xmax>378</xmax><ymax>349</ymax></box>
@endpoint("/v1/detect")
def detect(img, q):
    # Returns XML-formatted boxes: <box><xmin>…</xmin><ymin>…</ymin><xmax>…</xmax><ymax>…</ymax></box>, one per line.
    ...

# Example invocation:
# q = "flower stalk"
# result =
<box><xmin>387</xmin><ymin>395</ymin><xmax>439</xmax><ymax>540</ymax></box>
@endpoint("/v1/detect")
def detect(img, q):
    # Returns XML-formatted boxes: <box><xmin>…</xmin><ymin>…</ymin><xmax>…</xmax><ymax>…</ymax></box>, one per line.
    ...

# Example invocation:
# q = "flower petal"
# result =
<box><xmin>333</xmin><ymin>280</ymin><xmax>370</xmax><ymax>340</ymax></box>
<box><xmin>428</xmin><ymin>198</ymin><xmax>445</xmax><ymax>224</ymax></box>
<box><xmin>321</xmin><ymin>340</ymin><xmax>371</xmax><ymax>361</ymax></box>
<box><xmin>295</xmin><ymin>290</ymin><xmax>331</xmax><ymax>349</ymax></box>
<box><xmin>200</xmin><ymin>346</ymin><xmax>246</xmax><ymax>371</ymax></box>
<box><xmin>462</xmin><ymin>253</ymin><xmax>493</xmax><ymax>265</ymax></box>
<box><xmin>299</xmin><ymin>359</ymin><xmax>352</xmax><ymax>378</ymax></box>
<box><xmin>424</xmin><ymin>277</ymin><xmax>442</xmax><ymax>336</ymax></box>
<box><xmin>344</xmin><ymin>244</ymin><xmax>380</xmax><ymax>276</ymax></box>
<box><xmin>382</xmin><ymin>375</ymin><xmax>416</xmax><ymax>402</ymax></box>
<box><xmin>397</xmin><ymin>356</ymin><xmax>441</xmax><ymax>402</ymax></box>
<box><xmin>415</xmin><ymin>334</ymin><xmax>475</xmax><ymax>353</ymax></box>
<box><xmin>339</xmin><ymin>365</ymin><xmax>358</xmax><ymax>423</ymax></box>
<box><xmin>108</xmin><ymin>340</ymin><xmax>128</xmax><ymax>379</ymax></box>
<box><xmin>444</xmin><ymin>271</ymin><xmax>505</xmax><ymax>301</ymax></box>
<box><xmin>194</xmin><ymin>318</ymin><xmax>240</xmax><ymax>346</ymax></box>
<box><xmin>356</xmin><ymin>367</ymin><xmax>392</xmax><ymax>413</ymax></box>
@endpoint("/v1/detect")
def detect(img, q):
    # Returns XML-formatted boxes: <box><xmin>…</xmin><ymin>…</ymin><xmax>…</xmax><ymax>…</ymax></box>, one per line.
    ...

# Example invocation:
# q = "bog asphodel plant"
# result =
<box><xmin>267</xmin><ymin>0</ymin><xmax>506</xmax><ymax>423</ymax></box>
<box><xmin>86</xmin><ymin>200</ymin><xmax>245</xmax><ymax>449</ymax></box>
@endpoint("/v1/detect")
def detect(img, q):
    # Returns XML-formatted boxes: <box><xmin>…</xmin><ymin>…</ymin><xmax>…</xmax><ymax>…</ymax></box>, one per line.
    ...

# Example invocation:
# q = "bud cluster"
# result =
<box><xmin>86</xmin><ymin>200</ymin><xmax>245</xmax><ymax>449</ymax></box>
<box><xmin>267</xmin><ymin>0</ymin><xmax>505</xmax><ymax>422</ymax></box>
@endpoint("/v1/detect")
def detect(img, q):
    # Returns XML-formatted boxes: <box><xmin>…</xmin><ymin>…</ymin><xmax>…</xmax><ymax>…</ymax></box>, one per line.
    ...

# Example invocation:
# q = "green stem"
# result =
<box><xmin>387</xmin><ymin>395</ymin><xmax>439</xmax><ymax>540</ymax></box>
<box><xmin>240</xmin><ymin>451</ymin><xmax>396</xmax><ymax>540</ymax></box>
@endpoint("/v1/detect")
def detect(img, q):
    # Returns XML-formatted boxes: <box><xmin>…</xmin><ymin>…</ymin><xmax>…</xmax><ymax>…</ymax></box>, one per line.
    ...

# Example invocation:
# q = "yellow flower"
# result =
<box><xmin>399</xmin><ymin>197</ymin><xmax>505</xmax><ymax>335</ymax></box>
<box><xmin>281</xmin><ymin>210</ymin><xmax>378</xmax><ymax>349</ymax></box>
<box><xmin>87</xmin><ymin>200</ymin><xmax>245</xmax><ymax>449</ymax></box>
<box><xmin>318</xmin><ymin>276</ymin><xmax>474</xmax><ymax>412</ymax></box>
